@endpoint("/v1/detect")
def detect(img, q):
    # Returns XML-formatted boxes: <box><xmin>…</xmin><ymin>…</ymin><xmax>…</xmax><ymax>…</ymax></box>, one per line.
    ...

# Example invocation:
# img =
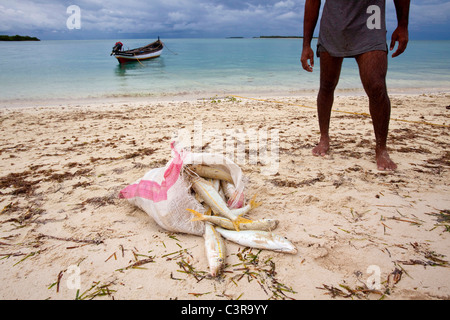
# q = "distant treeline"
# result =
<box><xmin>0</xmin><ymin>35</ymin><xmax>40</xmax><ymax>41</ymax></box>
<box><xmin>227</xmin><ymin>36</ymin><xmax>319</xmax><ymax>39</ymax></box>
<box><xmin>258</xmin><ymin>36</ymin><xmax>319</xmax><ymax>39</ymax></box>
<box><xmin>258</xmin><ymin>36</ymin><xmax>303</xmax><ymax>38</ymax></box>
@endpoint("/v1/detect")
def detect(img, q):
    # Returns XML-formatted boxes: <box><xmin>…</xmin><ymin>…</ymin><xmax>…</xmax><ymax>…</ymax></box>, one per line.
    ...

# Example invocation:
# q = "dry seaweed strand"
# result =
<box><xmin>76</xmin><ymin>280</ymin><xmax>117</xmax><ymax>300</ymax></box>
<box><xmin>119</xmin><ymin>258</ymin><xmax>155</xmax><ymax>271</ymax></box>
<box><xmin>316</xmin><ymin>283</ymin><xmax>384</xmax><ymax>300</ymax></box>
<box><xmin>48</xmin><ymin>270</ymin><xmax>64</xmax><ymax>292</ymax></box>
<box><xmin>426</xmin><ymin>209</ymin><xmax>450</xmax><ymax>233</ymax></box>
<box><xmin>116</xmin><ymin>248</ymin><xmax>156</xmax><ymax>272</ymax></box>
<box><xmin>37</xmin><ymin>233</ymin><xmax>103</xmax><ymax>245</ymax></box>
<box><xmin>230</xmin><ymin>247</ymin><xmax>297</xmax><ymax>300</ymax></box>
<box><xmin>317</xmin><ymin>265</ymin><xmax>409</xmax><ymax>300</ymax></box>
<box><xmin>401</xmin><ymin>242</ymin><xmax>449</xmax><ymax>267</ymax></box>
<box><xmin>13</xmin><ymin>250</ymin><xmax>41</xmax><ymax>267</ymax></box>
<box><xmin>177</xmin><ymin>257</ymin><xmax>208</xmax><ymax>282</ymax></box>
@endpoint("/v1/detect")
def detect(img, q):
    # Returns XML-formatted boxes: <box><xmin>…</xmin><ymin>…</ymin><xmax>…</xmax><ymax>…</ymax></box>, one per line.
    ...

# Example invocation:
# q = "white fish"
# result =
<box><xmin>187</xmin><ymin>164</ymin><xmax>233</xmax><ymax>183</ymax></box>
<box><xmin>211</xmin><ymin>179</ymin><xmax>221</xmax><ymax>192</ymax></box>
<box><xmin>211</xmin><ymin>179</ymin><xmax>227</xmax><ymax>202</ymax></box>
<box><xmin>221</xmin><ymin>180</ymin><xmax>245</xmax><ymax>209</ymax></box>
<box><xmin>229</xmin><ymin>195</ymin><xmax>261</xmax><ymax>217</ymax></box>
<box><xmin>190</xmin><ymin>176</ymin><xmax>251</xmax><ymax>231</ymax></box>
<box><xmin>215</xmin><ymin>228</ymin><xmax>297</xmax><ymax>254</ymax></box>
<box><xmin>204</xmin><ymin>221</ymin><xmax>226</xmax><ymax>277</ymax></box>
<box><xmin>188</xmin><ymin>208</ymin><xmax>279</xmax><ymax>231</ymax></box>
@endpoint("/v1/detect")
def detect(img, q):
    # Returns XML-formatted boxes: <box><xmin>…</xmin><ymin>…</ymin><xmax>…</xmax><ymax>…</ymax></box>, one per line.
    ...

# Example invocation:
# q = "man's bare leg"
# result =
<box><xmin>312</xmin><ymin>51</ymin><xmax>343</xmax><ymax>156</ymax></box>
<box><xmin>355</xmin><ymin>51</ymin><xmax>397</xmax><ymax>171</ymax></box>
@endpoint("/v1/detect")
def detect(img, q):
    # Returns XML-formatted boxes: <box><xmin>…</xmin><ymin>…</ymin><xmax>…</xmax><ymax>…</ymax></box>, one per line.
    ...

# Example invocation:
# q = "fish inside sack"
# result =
<box><xmin>228</xmin><ymin>195</ymin><xmax>261</xmax><ymax>217</ymax></box>
<box><xmin>190</xmin><ymin>176</ymin><xmax>251</xmax><ymax>231</ymax></box>
<box><xmin>186</xmin><ymin>164</ymin><xmax>234</xmax><ymax>183</ymax></box>
<box><xmin>221</xmin><ymin>180</ymin><xmax>245</xmax><ymax>209</ymax></box>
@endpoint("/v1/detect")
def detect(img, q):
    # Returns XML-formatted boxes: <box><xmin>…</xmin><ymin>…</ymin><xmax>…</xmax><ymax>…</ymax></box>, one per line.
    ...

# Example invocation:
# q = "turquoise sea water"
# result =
<box><xmin>0</xmin><ymin>38</ymin><xmax>449</xmax><ymax>102</ymax></box>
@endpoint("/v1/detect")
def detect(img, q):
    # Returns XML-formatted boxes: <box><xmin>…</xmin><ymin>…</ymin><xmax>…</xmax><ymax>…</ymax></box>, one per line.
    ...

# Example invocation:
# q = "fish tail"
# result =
<box><xmin>232</xmin><ymin>216</ymin><xmax>253</xmax><ymax>231</ymax></box>
<box><xmin>186</xmin><ymin>208</ymin><xmax>205</xmax><ymax>221</ymax></box>
<box><xmin>249</xmin><ymin>194</ymin><xmax>262</xmax><ymax>209</ymax></box>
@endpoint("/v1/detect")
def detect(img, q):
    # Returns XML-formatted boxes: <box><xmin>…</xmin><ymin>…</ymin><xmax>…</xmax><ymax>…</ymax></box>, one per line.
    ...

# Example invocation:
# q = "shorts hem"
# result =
<box><xmin>317</xmin><ymin>43</ymin><xmax>388</xmax><ymax>58</ymax></box>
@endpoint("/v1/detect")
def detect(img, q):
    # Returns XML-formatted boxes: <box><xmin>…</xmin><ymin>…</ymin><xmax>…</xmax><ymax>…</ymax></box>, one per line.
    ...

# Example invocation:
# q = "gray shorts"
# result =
<box><xmin>316</xmin><ymin>43</ymin><xmax>388</xmax><ymax>58</ymax></box>
<box><xmin>317</xmin><ymin>0</ymin><xmax>388</xmax><ymax>58</ymax></box>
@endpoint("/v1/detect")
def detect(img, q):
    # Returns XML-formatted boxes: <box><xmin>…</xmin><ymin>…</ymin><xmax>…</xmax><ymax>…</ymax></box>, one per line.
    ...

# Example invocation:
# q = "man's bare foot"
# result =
<box><xmin>376</xmin><ymin>148</ymin><xmax>397</xmax><ymax>171</ymax></box>
<box><xmin>312</xmin><ymin>137</ymin><xmax>330</xmax><ymax>156</ymax></box>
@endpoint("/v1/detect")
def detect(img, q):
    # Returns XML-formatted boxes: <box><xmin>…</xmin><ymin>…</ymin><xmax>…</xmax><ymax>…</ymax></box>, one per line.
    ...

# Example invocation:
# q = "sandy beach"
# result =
<box><xmin>0</xmin><ymin>91</ymin><xmax>449</xmax><ymax>300</ymax></box>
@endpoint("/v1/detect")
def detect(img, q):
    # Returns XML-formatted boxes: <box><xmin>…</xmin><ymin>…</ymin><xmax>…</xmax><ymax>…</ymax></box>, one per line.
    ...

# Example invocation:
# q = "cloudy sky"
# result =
<box><xmin>1</xmin><ymin>0</ymin><xmax>449</xmax><ymax>40</ymax></box>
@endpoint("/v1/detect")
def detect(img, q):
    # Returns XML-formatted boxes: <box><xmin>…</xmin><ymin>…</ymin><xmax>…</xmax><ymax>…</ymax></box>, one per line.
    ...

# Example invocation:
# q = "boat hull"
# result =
<box><xmin>114</xmin><ymin>48</ymin><xmax>163</xmax><ymax>63</ymax></box>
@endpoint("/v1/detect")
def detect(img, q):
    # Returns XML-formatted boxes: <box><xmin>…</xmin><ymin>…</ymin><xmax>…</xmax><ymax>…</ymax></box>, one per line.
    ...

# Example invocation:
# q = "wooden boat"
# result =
<box><xmin>111</xmin><ymin>38</ymin><xmax>164</xmax><ymax>63</ymax></box>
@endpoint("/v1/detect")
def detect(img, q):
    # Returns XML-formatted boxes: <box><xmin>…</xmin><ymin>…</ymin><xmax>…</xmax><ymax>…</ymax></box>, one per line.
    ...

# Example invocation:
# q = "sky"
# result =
<box><xmin>0</xmin><ymin>0</ymin><xmax>449</xmax><ymax>40</ymax></box>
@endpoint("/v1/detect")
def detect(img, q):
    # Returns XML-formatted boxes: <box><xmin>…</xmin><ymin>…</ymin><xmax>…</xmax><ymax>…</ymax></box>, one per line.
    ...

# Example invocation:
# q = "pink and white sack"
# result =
<box><xmin>119</xmin><ymin>142</ymin><xmax>245</xmax><ymax>236</ymax></box>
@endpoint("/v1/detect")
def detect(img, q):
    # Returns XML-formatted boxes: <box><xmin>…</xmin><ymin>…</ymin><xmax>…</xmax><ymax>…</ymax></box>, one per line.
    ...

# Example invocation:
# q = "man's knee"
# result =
<box><xmin>365</xmin><ymin>80</ymin><xmax>388</xmax><ymax>102</ymax></box>
<box><xmin>319</xmin><ymin>77</ymin><xmax>339</xmax><ymax>93</ymax></box>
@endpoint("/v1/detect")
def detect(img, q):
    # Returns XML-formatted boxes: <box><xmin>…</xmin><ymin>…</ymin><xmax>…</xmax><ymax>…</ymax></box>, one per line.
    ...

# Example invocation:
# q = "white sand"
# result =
<box><xmin>0</xmin><ymin>91</ymin><xmax>449</xmax><ymax>300</ymax></box>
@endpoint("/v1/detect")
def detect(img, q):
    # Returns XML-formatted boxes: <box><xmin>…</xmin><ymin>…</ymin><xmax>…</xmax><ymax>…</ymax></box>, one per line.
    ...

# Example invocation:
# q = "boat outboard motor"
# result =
<box><xmin>111</xmin><ymin>42</ymin><xmax>123</xmax><ymax>55</ymax></box>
